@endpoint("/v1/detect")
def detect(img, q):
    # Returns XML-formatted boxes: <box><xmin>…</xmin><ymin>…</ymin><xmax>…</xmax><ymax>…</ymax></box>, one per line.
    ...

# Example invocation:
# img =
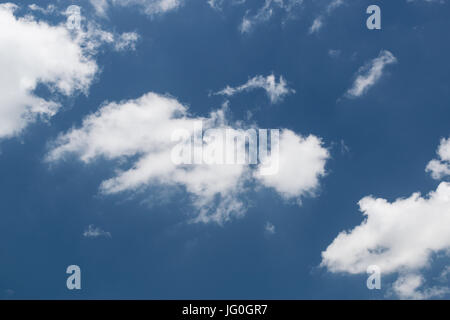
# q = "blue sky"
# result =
<box><xmin>0</xmin><ymin>0</ymin><xmax>449</xmax><ymax>299</ymax></box>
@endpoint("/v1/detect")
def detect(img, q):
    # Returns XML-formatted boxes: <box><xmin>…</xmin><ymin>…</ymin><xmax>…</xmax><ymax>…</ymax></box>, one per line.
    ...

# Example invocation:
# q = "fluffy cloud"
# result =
<box><xmin>47</xmin><ymin>92</ymin><xmax>329</xmax><ymax>224</ymax></box>
<box><xmin>256</xmin><ymin>130</ymin><xmax>328</xmax><ymax>201</ymax></box>
<box><xmin>83</xmin><ymin>225</ymin><xmax>111</xmax><ymax>238</ymax></box>
<box><xmin>321</xmin><ymin>180</ymin><xmax>450</xmax><ymax>299</ymax></box>
<box><xmin>90</xmin><ymin>0</ymin><xmax>182</xmax><ymax>17</ymax></box>
<box><xmin>426</xmin><ymin>138</ymin><xmax>450</xmax><ymax>179</ymax></box>
<box><xmin>322</xmin><ymin>136</ymin><xmax>450</xmax><ymax>299</ymax></box>
<box><xmin>214</xmin><ymin>74</ymin><xmax>295</xmax><ymax>104</ymax></box>
<box><xmin>391</xmin><ymin>274</ymin><xmax>448</xmax><ymax>299</ymax></box>
<box><xmin>0</xmin><ymin>3</ymin><xmax>141</xmax><ymax>141</ymax></box>
<box><xmin>0</xmin><ymin>3</ymin><xmax>97</xmax><ymax>139</ymax></box>
<box><xmin>346</xmin><ymin>50</ymin><xmax>397</xmax><ymax>98</ymax></box>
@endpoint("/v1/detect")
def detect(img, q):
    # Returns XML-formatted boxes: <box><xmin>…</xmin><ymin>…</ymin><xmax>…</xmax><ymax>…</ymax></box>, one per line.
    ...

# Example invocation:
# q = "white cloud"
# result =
<box><xmin>328</xmin><ymin>49</ymin><xmax>341</xmax><ymax>58</ymax></box>
<box><xmin>28</xmin><ymin>4</ymin><xmax>56</xmax><ymax>14</ymax></box>
<box><xmin>47</xmin><ymin>92</ymin><xmax>329</xmax><ymax>224</ymax></box>
<box><xmin>439</xmin><ymin>266</ymin><xmax>450</xmax><ymax>281</ymax></box>
<box><xmin>207</xmin><ymin>0</ymin><xmax>224</xmax><ymax>10</ymax></box>
<box><xmin>309</xmin><ymin>0</ymin><xmax>345</xmax><ymax>34</ymax></box>
<box><xmin>309</xmin><ymin>17</ymin><xmax>323</xmax><ymax>34</ymax></box>
<box><xmin>114</xmin><ymin>32</ymin><xmax>140</xmax><ymax>51</ymax></box>
<box><xmin>46</xmin><ymin>93</ymin><xmax>249</xmax><ymax>224</ymax></box>
<box><xmin>214</xmin><ymin>74</ymin><xmax>295</xmax><ymax>104</ymax></box>
<box><xmin>83</xmin><ymin>224</ymin><xmax>111</xmax><ymax>238</ymax></box>
<box><xmin>217</xmin><ymin>0</ymin><xmax>346</xmax><ymax>34</ymax></box>
<box><xmin>392</xmin><ymin>274</ymin><xmax>448</xmax><ymax>300</ymax></box>
<box><xmin>256</xmin><ymin>130</ymin><xmax>328</xmax><ymax>202</ymax></box>
<box><xmin>406</xmin><ymin>0</ymin><xmax>446</xmax><ymax>3</ymax></box>
<box><xmin>239</xmin><ymin>0</ymin><xmax>303</xmax><ymax>34</ymax></box>
<box><xmin>426</xmin><ymin>137</ymin><xmax>450</xmax><ymax>180</ymax></box>
<box><xmin>346</xmin><ymin>50</ymin><xmax>397</xmax><ymax>98</ymax></box>
<box><xmin>265</xmin><ymin>221</ymin><xmax>276</xmax><ymax>234</ymax></box>
<box><xmin>69</xmin><ymin>16</ymin><xmax>140</xmax><ymax>54</ymax></box>
<box><xmin>0</xmin><ymin>4</ymin><xmax>98</xmax><ymax>139</ymax></box>
<box><xmin>0</xmin><ymin>3</ymin><xmax>139</xmax><ymax>141</ymax></box>
<box><xmin>321</xmin><ymin>180</ymin><xmax>450</xmax><ymax>299</ymax></box>
<box><xmin>89</xmin><ymin>0</ymin><xmax>109</xmax><ymax>17</ymax></box>
<box><xmin>323</xmin><ymin>136</ymin><xmax>450</xmax><ymax>299</ymax></box>
<box><xmin>114</xmin><ymin>0</ymin><xmax>182</xmax><ymax>15</ymax></box>
<box><xmin>326</xmin><ymin>0</ymin><xmax>345</xmax><ymax>12</ymax></box>
<box><xmin>91</xmin><ymin>0</ymin><xmax>182</xmax><ymax>17</ymax></box>
<box><xmin>240</xmin><ymin>0</ymin><xmax>273</xmax><ymax>34</ymax></box>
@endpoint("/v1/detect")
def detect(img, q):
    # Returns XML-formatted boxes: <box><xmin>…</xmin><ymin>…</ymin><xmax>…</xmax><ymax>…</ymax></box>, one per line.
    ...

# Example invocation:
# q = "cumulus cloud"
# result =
<box><xmin>47</xmin><ymin>92</ymin><xmax>329</xmax><ymax>224</ymax></box>
<box><xmin>426</xmin><ymin>137</ymin><xmax>450</xmax><ymax>180</ymax></box>
<box><xmin>0</xmin><ymin>3</ymin><xmax>141</xmax><ymax>141</ymax></box>
<box><xmin>321</xmin><ymin>179</ymin><xmax>450</xmax><ymax>299</ymax></box>
<box><xmin>90</xmin><ymin>0</ymin><xmax>182</xmax><ymax>17</ymax></box>
<box><xmin>83</xmin><ymin>225</ymin><xmax>111</xmax><ymax>238</ymax></box>
<box><xmin>391</xmin><ymin>274</ymin><xmax>448</xmax><ymax>300</ymax></box>
<box><xmin>214</xmin><ymin>74</ymin><xmax>295</xmax><ymax>104</ymax></box>
<box><xmin>346</xmin><ymin>50</ymin><xmax>397</xmax><ymax>98</ymax></box>
<box><xmin>0</xmin><ymin>3</ymin><xmax>98</xmax><ymax>139</ymax></box>
<box><xmin>323</xmin><ymin>136</ymin><xmax>450</xmax><ymax>299</ymax></box>
<box><xmin>256</xmin><ymin>130</ymin><xmax>328</xmax><ymax>202</ymax></box>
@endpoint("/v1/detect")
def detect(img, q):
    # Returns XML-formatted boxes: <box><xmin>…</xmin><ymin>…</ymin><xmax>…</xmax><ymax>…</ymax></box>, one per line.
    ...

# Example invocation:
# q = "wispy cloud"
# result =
<box><xmin>83</xmin><ymin>225</ymin><xmax>111</xmax><ymax>238</ymax></box>
<box><xmin>239</xmin><ymin>0</ymin><xmax>303</xmax><ymax>34</ymax></box>
<box><xmin>328</xmin><ymin>49</ymin><xmax>341</xmax><ymax>58</ymax></box>
<box><xmin>89</xmin><ymin>0</ymin><xmax>109</xmax><ymax>17</ymax></box>
<box><xmin>207</xmin><ymin>0</ymin><xmax>224</xmax><ymax>10</ymax></box>
<box><xmin>214</xmin><ymin>74</ymin><xmax>295</xmax><ymax>104</ymax></box>
<box><xmin>265</xmin><ymin>221</ymin><xmax>276</xmax><ymax>235</ymax></box>
<box><xmin>309</xmin><ymin>17</ymin><xmax>323</xmax><ymax>34</ymax></box>
<box><xmin>309</xmin><ymin>0</ymin><xmax>345</xmax><ymax>34</ymax></box>
<box><xmin>90</xmin><ymin>0</ymin><xmax>182</xmax><ymax>17</ymax></box>
<box><xmin>346</xmin><ymin>50</ymin><xmax>397</xmax><ymax>98</ymax></box>
<box><xmin>28</xmin><ymin>4</ymin><xmax>56</xmax><ymax>14</ymax></box>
